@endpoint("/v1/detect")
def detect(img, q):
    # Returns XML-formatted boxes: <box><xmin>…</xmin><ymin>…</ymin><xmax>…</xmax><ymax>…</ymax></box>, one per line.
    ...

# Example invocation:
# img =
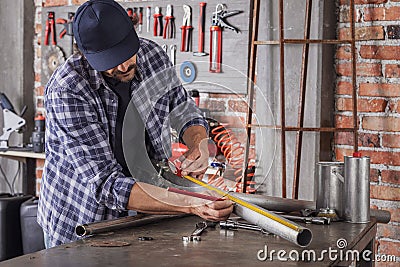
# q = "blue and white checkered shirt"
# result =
<box><xmin>38</xmin><ymin>38</ymin><xmax>207</xmax><ymax>246</ymax></box>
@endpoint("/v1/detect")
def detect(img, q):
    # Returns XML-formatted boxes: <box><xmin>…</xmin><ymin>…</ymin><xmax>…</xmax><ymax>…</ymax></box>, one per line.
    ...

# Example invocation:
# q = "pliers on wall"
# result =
<box><xmin>44</xmin><ymin>11</ymin><xmax>56</xmax><ymax>46</ymax></box>
<box><xmin>153</xmin><ymin>6</ymin><xmax>163</xmax><ymax>37</ymax></box>
<box><xmin>180</xmin><ymin>5</ymin><xmax>193</xmax><ymax>52</ymax></box>
<box><xmin>163</xmin><ymin>4</ymin><xmax>175</xmax><ymax>39</ymax></box>
<box><xmin>56</xmin><ymin>12</ymin><xmax>74</xmax><ymax>39</ymax></box>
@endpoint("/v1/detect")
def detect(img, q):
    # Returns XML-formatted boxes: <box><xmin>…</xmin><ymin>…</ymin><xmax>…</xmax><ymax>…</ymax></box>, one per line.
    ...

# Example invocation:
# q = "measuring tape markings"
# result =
<box><xmin>183</xmin><ymin>175</ymin><xmax>301</xmax><ymax>232</ymax></box>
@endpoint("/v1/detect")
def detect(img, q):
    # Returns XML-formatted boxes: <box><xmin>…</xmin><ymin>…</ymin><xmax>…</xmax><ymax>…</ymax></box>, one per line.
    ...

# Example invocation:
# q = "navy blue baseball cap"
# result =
<box><xmin>73</xmin><ymin>0</ymin><xmax>140</xmax><ymax>71</ymax></box>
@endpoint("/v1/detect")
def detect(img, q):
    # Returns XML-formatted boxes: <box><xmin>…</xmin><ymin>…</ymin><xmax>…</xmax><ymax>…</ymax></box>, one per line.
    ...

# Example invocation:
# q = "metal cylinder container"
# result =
<box><xmin>315</xmin><ymin>162</ymin><xmax>344</xmax><ymax>218</ymax></box>
<box><xmin>344</xmin><ymin>156</ymin><xmax>371</xmax><ymax>223</ymax></box>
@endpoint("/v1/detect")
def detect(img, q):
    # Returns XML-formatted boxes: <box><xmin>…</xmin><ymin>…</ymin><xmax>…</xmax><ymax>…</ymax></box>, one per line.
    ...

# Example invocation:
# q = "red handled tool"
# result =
<box><xmin>127</xmin><ymin>7</ymin><xmax>139</xmax><ymax>28</ymax></box>
<box><xmin>163</xmin><ymin>4</ymin><xmax>175</xmax><ymax>39</ymax></box>
<box><xmin>56</xmin><ymin>12</ymin><xmax>75</xmax><ymax>55</ymax></box>
<box><xmin>153</xmin><ymin>6</ymin><xmax>163</xmax><ymax>37</ymax></box>
<box><xmin>133</xmin><ymin>7</ymin><xmax>138</xmax><ymax>22</ymax></box>
<box><xmin>193</xmin><ymin>2</ymin><xmax>208</xmax><ymax>56</ymax></box>
<box><xmin>180</xmin><ymin>5</ymin><xmax>193</xmax><ymax>52</ymax></box>
<box><xmin>44</xmin><ymin>11</ymin><xmax>56</xmax><ymax>46</ymax></box>
<box><xmin>209</xmin><ymin>4</ymin><xmax>242</xmax><ymax>73</ymax></box>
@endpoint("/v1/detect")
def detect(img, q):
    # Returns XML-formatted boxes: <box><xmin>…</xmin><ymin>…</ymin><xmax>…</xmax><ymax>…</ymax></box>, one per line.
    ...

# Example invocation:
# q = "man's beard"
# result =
<box><xmin>112</xmin><ymin>64</ymin><xmax>137</xmax><ymax>82</ymax></box>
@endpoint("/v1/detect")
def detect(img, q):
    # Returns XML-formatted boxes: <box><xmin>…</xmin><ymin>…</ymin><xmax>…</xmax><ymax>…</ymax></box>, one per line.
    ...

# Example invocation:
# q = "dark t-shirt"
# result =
<box><xmin>103</xmin><ymin>75</ymin><xmax>132</xmax><ymax>176</ymax></box>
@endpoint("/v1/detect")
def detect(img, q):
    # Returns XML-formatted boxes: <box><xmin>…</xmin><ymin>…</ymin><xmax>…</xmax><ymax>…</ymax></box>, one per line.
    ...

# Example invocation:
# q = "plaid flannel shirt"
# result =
<box><xmin>38</xmin><ymin>38</ymin><xmax>207</xmax><ymax>246</ymax></box>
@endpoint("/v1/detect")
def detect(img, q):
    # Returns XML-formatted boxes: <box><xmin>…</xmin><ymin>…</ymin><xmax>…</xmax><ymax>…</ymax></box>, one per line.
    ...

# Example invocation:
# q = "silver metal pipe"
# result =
<box><xmin>75</xmin><ymin>214</ymin><xmax>181</xmax><ymax>237</ymax></box>
<box><xmin>234</xmin><ymin>204</ymin><xmax>312</xmax><ymax>247</ymax></box>
<box><xmin>230</xmin><ymin>193</ymin><xmax>391</xmax><ymax>224</ymax></box>
<box><xmin>230</xmin><ymin>192</ymin><xmax>314</xmax><ymax>212</ymax></box>
<box><xmin>344</xmin><ymin>156</ymin><xmax>370</xmax><ymax>223</ymax></box>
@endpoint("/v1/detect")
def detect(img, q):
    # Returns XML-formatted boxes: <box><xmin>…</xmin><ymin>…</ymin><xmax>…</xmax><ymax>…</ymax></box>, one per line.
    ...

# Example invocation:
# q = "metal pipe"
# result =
<box><xmin>234</xmin><ymin>204</ymin><xmax>312</xmax><ymax>247</ymax></box>
<box><xmin>75</xmin><ymin>214</ymin><xmax>181</xmax><ymax>237</ymax></box>
<box><xmin>230</xmin><ymin>192</ymin><xmax>313</xmax><ymax>212</ymax></box>
<box><xmin>231</xmin><ymin>193</ymin><xmax>391</xmax><ymax>224</ymax></box>
<box><xmin>371</xmin><ymin>209</ymin><xmax>391</xmax><ymax>224</ymax></box>
<box><xmin>183</xmin><ymin>175</ymin><xmax>312</xmax><ymax>247</ymax></box>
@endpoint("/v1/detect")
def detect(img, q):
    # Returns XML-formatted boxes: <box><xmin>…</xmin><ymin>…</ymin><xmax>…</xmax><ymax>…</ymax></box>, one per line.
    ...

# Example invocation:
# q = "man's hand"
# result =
<box><xmin>180</xmin><ymin>138</ymin><xmax>209</xmax><ymax>179</ymax></box>
<box><xmin>190</xmin><ymin>199</ymin><xmax>233</xmax><ymax>221</ymax></box>
<box><xmin>181</xmin><ymin>125</ymin><xmax>209</xmax><ymax>179</ymax></box>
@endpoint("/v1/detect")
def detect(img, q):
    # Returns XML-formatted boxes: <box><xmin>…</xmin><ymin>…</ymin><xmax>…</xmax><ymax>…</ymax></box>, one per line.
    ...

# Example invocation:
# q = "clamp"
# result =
<box><xmin>163</xmin><ymin>4</ymin><xmax>175</xmax><ymax>39</ymax></box>
<box><xmin>180</xmin><ymin>5</ymin><xmax>193</xmax><ymax>52</ymax></box>
<box><xmin>212</xmin><ymin>4</ymin><xmax>242</xmax><ymax>33</ymax></box>
<box><xmin>153</xmin><ymin>6</ymin><xmax>163</xmax><ymax>37</ymax></box>
<box><xmin>44</xmin><ymin>11</ymin><xmax>56</xmax><ymax>46</ymax></box>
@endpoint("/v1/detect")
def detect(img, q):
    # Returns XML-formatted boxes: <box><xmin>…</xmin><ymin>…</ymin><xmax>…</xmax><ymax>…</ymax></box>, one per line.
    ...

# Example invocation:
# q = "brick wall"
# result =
<box><xmin>336</xmin><ymin>0</ymin><xmax>400</xmax><ymax>263</ymax></box>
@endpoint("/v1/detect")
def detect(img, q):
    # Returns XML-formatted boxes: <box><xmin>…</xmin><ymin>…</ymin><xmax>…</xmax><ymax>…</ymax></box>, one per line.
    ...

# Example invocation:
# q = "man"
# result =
<box><xmin>38</xmin><ymin>0</ymin><xmax>233</xmax><ymax>248</ymax></box>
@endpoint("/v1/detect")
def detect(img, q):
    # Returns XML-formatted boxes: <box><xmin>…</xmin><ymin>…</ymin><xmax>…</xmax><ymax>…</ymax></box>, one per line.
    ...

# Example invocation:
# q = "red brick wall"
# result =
<box><xmin>336</xmin><ymin>0</ymin><xmax>400</xmax><ymax>263</ymax></box>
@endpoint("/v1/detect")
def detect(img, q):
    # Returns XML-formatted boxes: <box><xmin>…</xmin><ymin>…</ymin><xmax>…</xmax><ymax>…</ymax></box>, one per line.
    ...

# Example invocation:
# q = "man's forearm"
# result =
<box><xmin>127</xmin><ymin>182</ymin><xmax>234</xmax><ymax>221</ymax></box>
<box><xmin>127</xmin><ymin>182</ymin><xmax>198</xmax><ymax>214</ymax></box>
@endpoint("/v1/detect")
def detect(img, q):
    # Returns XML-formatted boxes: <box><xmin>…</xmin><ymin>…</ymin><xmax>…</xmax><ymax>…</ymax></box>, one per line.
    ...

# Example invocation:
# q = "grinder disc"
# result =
<box><xmin>42</xmin><ymin>45</ymin><xmax>65</xmax><ymax>83</ymax></box>
<box><xmin>180</xmin><ymin>61</ymin><xmax>196</xmax><ymax>83</ymax></box>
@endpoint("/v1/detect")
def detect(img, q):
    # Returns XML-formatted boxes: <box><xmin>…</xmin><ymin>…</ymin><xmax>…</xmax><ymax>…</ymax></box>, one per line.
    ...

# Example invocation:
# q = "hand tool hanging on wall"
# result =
<box><xmin>44</xmin><ymin>11</ymin><xmax>57</xmax><ymax>46</ymax></box>
<box><xmin>138</xmin><ymin>7</ymin><xmax>143</xmax><ymax>33</ymax></box>
<box><xmin>127</xmin><ymin>8</ymin><xmax>138</xmax><ymax>28</ymax></box>
<box><xmin>56</xmin><ymin>12</ymin><xmax>75</xmax><ymax>55</ymax></box>
<box><xmin>209</xmin><ymin>4</ymin><xmax>242</xmax><ymax>73</ymax></box>
<box><xmin>163</xmin><ymin>4</ymin><xmax>175</xmax><ymax>39</ymax></box>
<box><xmin>193</xmin><ymin>2</ymin><xmax>208</xmax><ymax>57</ymax></box>
<box><xmin>146</xmin><ymin>6</ymin><xmax>151</xmax><ymax>33</ymax></box>
<box><xmin>170</xmin><ymin>44</ymin><xmax>176</xmax><ymax>66</ymax></box>
<box><xmin>180</xmin><ymin>5</ymin><xmax>193</xmax><ymax>52</ymax></box>
<box><xmin>162</xmin><ymin>44</ymin><xmax>168</xmax><ymax>53</ymax></box>
<box><xmin>153</xmin><ymin>7</ymin><xmax>163</xmax><ymax>37</ymax></box>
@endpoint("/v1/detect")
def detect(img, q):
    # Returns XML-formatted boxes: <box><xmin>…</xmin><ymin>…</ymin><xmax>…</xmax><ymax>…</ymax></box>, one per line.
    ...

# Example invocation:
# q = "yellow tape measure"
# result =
<box><xmin>183</xmin><ymin>175</ymin><xmax>301</xmax><ymax>232</ymax></box>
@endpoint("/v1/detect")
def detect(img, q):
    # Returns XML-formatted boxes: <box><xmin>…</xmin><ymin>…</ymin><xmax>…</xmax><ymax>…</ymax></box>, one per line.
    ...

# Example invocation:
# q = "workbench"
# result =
<box><xmin>0</xmin><ymin>150</ymin><xmax>45</xmax><ymax>195</ymax></box>
<box><xmin>0</xmin><ymin>215</ymin><xmax>377</xmax><ymax>266</ymax></box>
